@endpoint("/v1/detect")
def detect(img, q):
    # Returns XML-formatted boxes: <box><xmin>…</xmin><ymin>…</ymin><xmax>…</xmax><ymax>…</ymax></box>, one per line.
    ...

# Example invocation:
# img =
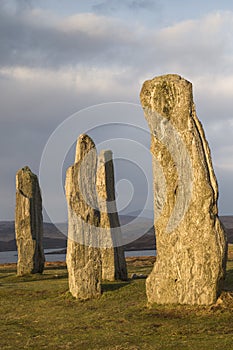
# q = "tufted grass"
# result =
<box><xmin>0</xmin><ymin>247</ymin><xmax>233</xmax><ymax>350</ymax></box>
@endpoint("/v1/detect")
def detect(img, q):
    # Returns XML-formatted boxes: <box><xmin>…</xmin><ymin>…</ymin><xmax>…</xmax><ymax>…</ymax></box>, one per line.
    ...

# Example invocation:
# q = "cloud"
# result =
<box><xmin>93</xmin><ymin>0</ymin><xmax>160</xmax><ymax>13</ymax></box>
<box><xmin>1</xmin><ymin>8</ymin><xmax>233</xmax><ymax>122</ymax></box>
<box><xmin>1</xmin><ymin>6</ymin><xmax>233</xmax><ymax>219</ymax></box>
<box><xmin>1</xmin><ymin>9</ymin><xmax>233</xmax><ymax>127</ymax></box>
<box><xmin>129</xmin><ymin>0</ymin><xmax>159</xmax><ymax>10</ymax></box>
<box><xmin>1</xmin><ymin>8</ymin><xmax>233</xmax><ymax>77</ymax></box>
<box><xmin>0</xmin><ymin>0</ymin><xmax>33</xmax><ymax>14</ymax></box>
<box><xmin>0</xmin><ymin>9</ymin><xmax>142</xmax><ymax>69</ymax></box>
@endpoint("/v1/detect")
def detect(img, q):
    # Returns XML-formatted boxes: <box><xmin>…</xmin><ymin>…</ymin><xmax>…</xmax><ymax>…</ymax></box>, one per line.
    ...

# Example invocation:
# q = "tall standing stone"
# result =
<box><xmin>65</xmin><ymin>134</ymin><xmax>102</xmax><ymax>299</ymax></box>
<box><xmin>140</xmin><ymin>74</ymin><xmax>227</xmax><ymax>305</ymax></box>
<box><xmin>15</xmin><ymin>166</ymin><xmax>45</xmax><ymax>276</ymax></box>
<box><xmin>96</xmin><ymin>150</ymin><xmax>128</xmax><ymax>281</ymax></box>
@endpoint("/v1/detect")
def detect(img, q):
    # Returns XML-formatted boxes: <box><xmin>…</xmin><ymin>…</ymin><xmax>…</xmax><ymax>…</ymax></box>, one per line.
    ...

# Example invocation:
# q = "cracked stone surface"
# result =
<box><xmin>15</xmin><ymin>166</ymin><xmax>45</xmax><ymax>276</ymax></box>
<box><xmin>140</xmin><ymin>74</ymin><xmax>227</xmax><ymax>305</ymax></box>
<box><xmin>65</xmin><ymin>134</ymin><xmax>102</xmax><ymax>300</ymax></box>
<box><xmin>96</xmin><ymin>150</ymin><xmax>128</xmax><ymax>281</ymax></box>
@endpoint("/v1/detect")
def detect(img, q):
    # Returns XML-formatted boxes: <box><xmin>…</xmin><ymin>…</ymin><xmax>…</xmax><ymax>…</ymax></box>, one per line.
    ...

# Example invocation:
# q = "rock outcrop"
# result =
<box><xmin>140</xmin><ymin>74</ymin><xmax>227</xmax><ymax>305</ymax></box>
<box><xmin>96</xmin><ymin>150</ymin><xmax>128</xmax><ymax>281</ymax></box>
<box><xmin>15</xmin><ymin>166</ymin><xmax>45</xmax><ymax>276</ymax></box>
<box><xmin>65</xmin><ymin>134</ymin><xmax>102</xmax><ymax>299</ymax></box>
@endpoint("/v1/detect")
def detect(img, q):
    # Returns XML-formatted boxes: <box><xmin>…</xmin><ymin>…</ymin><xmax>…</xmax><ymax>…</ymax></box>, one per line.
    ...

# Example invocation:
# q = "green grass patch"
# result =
<box><xmin>0</xmin><ymin>257</ymin><xmax>232</xmax><ymax>350</ymax></box>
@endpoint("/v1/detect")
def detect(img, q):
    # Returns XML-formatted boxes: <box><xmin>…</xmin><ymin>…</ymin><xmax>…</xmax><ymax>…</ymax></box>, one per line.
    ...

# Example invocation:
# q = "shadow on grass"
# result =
<box><xmin>0</xmin><ymin>274</ymin><xmax>15</xmax><ymax>280</ymax></box>
<box><xmin>101</xmin><ymin>281</ymin><xmax>131</xmax><ymax>292</ymax></box>
<box><xmin>224</xmin><ymin>268</ymin><xmax>233</xmax><ymax>292</ymax></box>
<box><xmin>0</xmin><ymin>268</ymin><xmax>16</xmax><ymax>277</ymax></box>
<box><xmin>5</xmin><ymin>273</ymin><xmax>68</xmax><ymax>284</ymax></box>
<box><xmin>44</xmin><ymin>265</ymin><xmax>67</xmax><ymax>271</ymax></box>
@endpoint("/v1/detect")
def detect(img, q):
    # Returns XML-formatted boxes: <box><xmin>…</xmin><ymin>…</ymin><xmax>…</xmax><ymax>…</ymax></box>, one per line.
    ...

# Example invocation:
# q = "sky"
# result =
<box><xmin>1</xmin><ymin>0</ymin><xmax>233</xmax><ymax>222</ymax></box>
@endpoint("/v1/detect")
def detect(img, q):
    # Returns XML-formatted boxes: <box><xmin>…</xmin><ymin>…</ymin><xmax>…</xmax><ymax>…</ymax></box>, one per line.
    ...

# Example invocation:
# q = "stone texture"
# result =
<box><xmin>15</xmin><ymin>166</ymin><xmax>45</xmax><ymax>276</ymax></box>
<box><xmin>140</xmin><ymin>74</ymin><xmax>228</xmax><ymax>305</ymax></box>
<box><xmin>96</xmin><ymin>150</ymin><xmax>128</xmax><ymax>281</ymax></box>
<box><xmin>65</xmin><ymin>134</ymin><xmax>102</xmax><ymax>299</ymax></box>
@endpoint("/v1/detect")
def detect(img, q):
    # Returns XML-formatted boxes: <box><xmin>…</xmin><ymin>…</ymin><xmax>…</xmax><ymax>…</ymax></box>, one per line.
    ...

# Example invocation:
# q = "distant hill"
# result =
<box><xmin>0</xmin><ymin>221</ymin><xmax>67</xmax><ymax>242</ymax></box>
<box><xmin>0</xmin><ymin>215</ymin><xmax>154</xmax><ymax>252</ymax></box>
<box><xmin>121</xmin><ymin>210</ymin><xmax>154</xmax><ymax>219</ymax></box>
<box><xmin>0</xmin><ymin>215</ymin><xmax>232</xmax><ymax>252</ymax></box>
<box><xmin>0</xmin><ymin>222</ymin><xmax>67</xmax><ymax>252</ymax></box>
<box><xmin>220</xmin><ymin>216</ymin><xmax>233</xmax><ymax>243</ymax></box>
<box><xmin>0</xmin><ymin>221</ymin><xmax>15</xmax><ymax>242</ymax></box>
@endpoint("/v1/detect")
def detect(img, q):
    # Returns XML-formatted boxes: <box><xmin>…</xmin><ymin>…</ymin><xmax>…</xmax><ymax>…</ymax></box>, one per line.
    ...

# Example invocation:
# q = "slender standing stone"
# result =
<box><xmin>96</xmin><ymin>150</ymin><xmax>128</xmax><ymax>281</ymax></box>
<box><xmin>65</xmin><ymin>134</ymin><xmax>102</xmax><ymax>299</ymax></box>
<box><xmin>15</xmin><ymin>166</ymin><xmax>45</xmax><ymax>276</ymax></box>
<box><xmin>140</xmin><ymin>74</ymin><xmax>227</xmax><ymax>305</ymax></box>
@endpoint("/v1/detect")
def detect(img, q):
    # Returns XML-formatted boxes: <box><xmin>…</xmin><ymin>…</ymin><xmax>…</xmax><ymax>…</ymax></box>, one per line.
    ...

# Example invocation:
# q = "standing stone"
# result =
<box><xmin>15</xmin><ymin>166</ymin><xmax>45</xmax><ymax>276</ymax></box>
<box><xmin>96</xmin><ymin>150</ymin><xmax>128</xmax><ymax>281</ymax></box>
<box><xmin>140</xmin><ymin>74</ymin><xmax>227</xmax><ymax>305</ymax></box>
<box><xmin>65</xmin><ymin>134</ymin><xmax>102</xmax><ymax>299</ymax></box>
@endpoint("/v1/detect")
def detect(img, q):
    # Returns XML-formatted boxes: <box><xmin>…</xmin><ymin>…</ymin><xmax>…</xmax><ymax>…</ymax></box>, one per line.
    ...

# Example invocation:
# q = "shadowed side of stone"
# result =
<box><xmin>15</xmin><ymin>166</ymin><xmax>45</xmax><ymax>276</ymax></box>
<box><xmin>65</xmin><ymin>134</ymin><xmax>102</xmax><ymax>300</ymax></box>
<box><xmin>140</xmin><ymin>74</ymin><xmax>227</xmax><ymax>305</ymax></box>
<box><xmin>96</xmin><ymin>150</ymin><xmax>128</xmax><ymax>281</ymax></box>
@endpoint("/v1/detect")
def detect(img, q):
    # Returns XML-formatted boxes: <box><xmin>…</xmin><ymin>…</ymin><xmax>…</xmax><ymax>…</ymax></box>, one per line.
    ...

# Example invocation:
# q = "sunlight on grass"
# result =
<box><xmin>0</xmin><ymin>254</ymin><xmax>232</xmax><ymax>350</ymax></box>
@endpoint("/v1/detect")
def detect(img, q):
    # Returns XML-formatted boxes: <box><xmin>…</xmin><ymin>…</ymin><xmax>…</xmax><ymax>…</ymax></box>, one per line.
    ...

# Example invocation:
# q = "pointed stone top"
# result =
<box><xmin>16</xmin><ymin>166</ymin><xmax>37</xmax><ymax>180</ymax></box>
<box><xmin>75</xmin><ymin>134</ymin><xmax>96</xmax><ymax>163</ymax></box>
<box><xmin>142</xmin><ymin>74</ymin><xmax>191</xmax><ymax>85</ymax></box>
<box><xmin>22</xmin><ymin>166</ymin><xmax>31</xmax><ymax>172</ymax></box>
<box><xmin>16</xmin><ymin>166</ymin><xmax>39</xmax><ymax>198</ymax></box>
<box><xmin>140</xmin><ymin>73</ymin><xmax>193</xmax><ymax>114</ymax></box>
<box><xmin>98</xmin><ymin>150</ymin><xmax>113</xmax><ymax>163</ymax></box>
<box><xmin>17</xmin><ymin>166</ymin><xmax>32</xmax><ymax>174</ymax></box>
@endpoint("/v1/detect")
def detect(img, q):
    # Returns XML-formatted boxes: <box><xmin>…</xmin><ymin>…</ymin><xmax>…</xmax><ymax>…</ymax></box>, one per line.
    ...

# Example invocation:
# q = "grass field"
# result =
<box><xmin>0</xmin><ymin>247</ymin><xmax>233</xmax><ymax>350</ymax></box>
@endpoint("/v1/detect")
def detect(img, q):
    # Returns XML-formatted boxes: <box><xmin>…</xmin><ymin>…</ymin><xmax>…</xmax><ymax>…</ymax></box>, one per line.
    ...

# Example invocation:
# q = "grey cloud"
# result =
<box><xmin>93</xmin><ymin>0</ymin><xmax>160</xmax><ymax>13</ymax></box>
<box><xmin>0</xmin><ymin>13</ymin><xmax>110</xmax><ymax>68</ymax></box>
<box><xmin>15</xmin><ymin>0</ymin><xmax>33</xmax><ymax>12</ymax></box>
<box><xmin>0</xmin><ymin>6</ymin><xmax>233</xmax><ymax>219</ymax></box>
<box><xmin>0</xmin><ymin>6</ymin><xmax>230</xmax><ymax>85</ymax></box>
<box><xmin>0</xmin><ymin>4</ymin><xmax>230</xmax><ymax>80</ymax></box>
<box><xmin>128</xmin><ymin>0</ymin><xmax>160</xmax><ymax>10</ymax></box>
<box><xmin>0</xmin><ymin>0</ymin><xmax>33</xmax><ymax>15</ymax></box>
<box><xmin>0</xmin><ymin>6</ymin><xmax>139</xmax><ymax>69</ymax></box>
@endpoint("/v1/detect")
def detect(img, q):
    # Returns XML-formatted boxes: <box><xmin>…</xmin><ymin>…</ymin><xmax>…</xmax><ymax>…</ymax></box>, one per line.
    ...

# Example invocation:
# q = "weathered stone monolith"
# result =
<box><xmin>140</xmin><ymin>74</ymin><xmax>227</xmax><ymax>305</ymax></box>
<box><xmin>96</xmin><ymin>150</ymin><xmax>128</xmax><ymax>281</ymax></box>
<box><xmin>65</xmin><ymin>134</ymin><xmax>102</xmax><ymax>299</ymax></box>
<box><xmin>15</xmin><ymin>166</ymin><xmax>45</xmax><ymax>276</ymax></box>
